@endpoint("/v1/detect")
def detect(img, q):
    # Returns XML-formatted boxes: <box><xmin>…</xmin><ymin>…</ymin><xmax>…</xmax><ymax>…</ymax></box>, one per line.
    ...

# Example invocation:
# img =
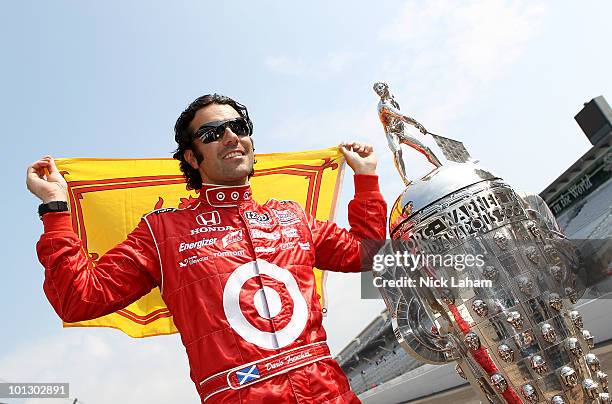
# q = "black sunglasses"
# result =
<box><xmin>194</xmin><ymin>117</ymin><xmax>251</xmax><ymax>144</ymax></box>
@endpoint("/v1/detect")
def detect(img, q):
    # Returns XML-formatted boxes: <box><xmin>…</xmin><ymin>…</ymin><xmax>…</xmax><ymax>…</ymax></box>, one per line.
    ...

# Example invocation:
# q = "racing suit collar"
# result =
<box><xmin>199</xmin><ymin>183</ymin><xmax>252</xmax><ymax>208</ymax></box>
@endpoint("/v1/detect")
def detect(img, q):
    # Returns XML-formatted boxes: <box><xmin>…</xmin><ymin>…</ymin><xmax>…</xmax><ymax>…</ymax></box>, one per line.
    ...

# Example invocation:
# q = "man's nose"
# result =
<box><xmin>221</xmin><ymin>127</ymin><xmax>240</xmax><ymax>145</ymax></box>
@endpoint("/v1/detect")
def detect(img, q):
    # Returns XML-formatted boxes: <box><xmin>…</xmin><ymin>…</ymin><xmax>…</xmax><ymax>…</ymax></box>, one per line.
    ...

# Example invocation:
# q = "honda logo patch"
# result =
<box><xmin>196</xmin><ymin>211</ymin><xmax>221</xmax><ymax>226</ymax></box>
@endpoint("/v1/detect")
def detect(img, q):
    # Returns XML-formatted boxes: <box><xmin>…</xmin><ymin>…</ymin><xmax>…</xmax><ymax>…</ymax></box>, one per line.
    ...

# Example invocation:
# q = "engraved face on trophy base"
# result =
<box><xmin>506</xmin><ymin>311</ymin><xmax>524</xmax><ymax>330</ymax></box>
<box><xmin>583</xmin><ymin>379</ymin><xmax>600</xmax><ymax>399</ymax></box>
<box><xmin>558</xmin><ymin>366</ymin><xmax>578</xmax><ymax>388</ymax></box>
<box><xmin>566</xmin><ymin>338</ymin><xmax>583</xmax><ymax>357</ymax></box>
<box><xmin>517</xmin><ymin>276</ymin><xmax>535</xmax><ymax>296</ymax></box>
<box><xmin>586</xmin><ymin>354</ymin><xmax>602</xmax><ymax>372</ymax></box>
<box><xmin>541</xmin><ymin>323</ymin><xmax>557</xmax><ymax>343</ymax></box>
<box><xmin>548</xmin><ymin>293</ymin><xmax>563</xmax><ymax>312</ymax></box>
<box><xmin>582</xmin><ymin>329</ymin><xmax>595</xmax><ymax>349</ymax></box>
<box><xmin>551</xmin><ymin>395</ymin><xmax>567</xmax><ymax>404</ymax></box>
<box><xmin>530</xmin><ymin>355</ymin><xmax>548</xmax><ymax>375</ymax></box>
<box><xmin>465</xmin><ymin>332</ymin><xmax>481</xmax><ymax>351</ymax></box>
<box><xmin>525</xmin><ymin>246</ymin><xmax>540</xmax><ymax>264</ymax></box>
<box><xmin>597</xmin><ymin>371</ymin><xmax>608</xmax><ymax>392</ymax></box>
<box><xmin>521</xmin><ymin>383</ymin><xmax>538</xmax><ymax>403</ymax></box>
<box><xmin>569</xmin><ymin>310</ymin><xmax>583</xmax><ymax>330</ymax></box>
<box><xmin>497</xmin><ymin>344</ymin><xmax>514</xmax><ymax>362</ymax></box>
<box><xmin>482</xmin><ymin>266</ymin><xmax>499</xmax><ymax>282</ymax></box>
<box><xmin>491</xmin><ymin>373</ymin><xmax>508</xmax><ymax>393</ymax></box>
<box><xmin>565</xmin><ymin>288</ymin><xmax>579</xmax><ymax>304</ymax></box>
<box><xmin>472</xmin><ymin>299</ymin><xmax>488</xmax><ymax>317</ymax></box>
<box><xmin>494</xmin><ymin>231</ymin><xmax>509</xmax><ymax>250</ymax></box>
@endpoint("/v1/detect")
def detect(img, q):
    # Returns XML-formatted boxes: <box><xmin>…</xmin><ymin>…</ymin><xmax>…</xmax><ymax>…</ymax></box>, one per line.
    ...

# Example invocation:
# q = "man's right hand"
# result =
<box><xmin>27</xmin><ymin>156</ymin><xmax>68</xmax><ymax>203</ymax></box>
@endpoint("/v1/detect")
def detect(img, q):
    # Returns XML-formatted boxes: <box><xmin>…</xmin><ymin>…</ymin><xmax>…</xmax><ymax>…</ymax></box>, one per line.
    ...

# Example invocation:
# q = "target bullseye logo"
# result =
<box><xmin>223</xmin><ymin>259</ymin><xmax>308</xmax><ymax>350</ymax></box>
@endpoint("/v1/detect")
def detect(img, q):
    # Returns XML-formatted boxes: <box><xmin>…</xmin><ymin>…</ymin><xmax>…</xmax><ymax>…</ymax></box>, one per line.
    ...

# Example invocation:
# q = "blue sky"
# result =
<box><xmin>2</xmin><ymin>1</ymin><xmax>612</xmax><ymax>403</ymax></box>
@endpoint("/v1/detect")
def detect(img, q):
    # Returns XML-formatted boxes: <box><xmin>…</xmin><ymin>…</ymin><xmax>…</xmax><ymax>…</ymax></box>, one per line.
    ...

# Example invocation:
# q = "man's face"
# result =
<box><xmin>184</xmin><ymin>103</ymin><xmax>254</xmax><ymax>186</ymax></box>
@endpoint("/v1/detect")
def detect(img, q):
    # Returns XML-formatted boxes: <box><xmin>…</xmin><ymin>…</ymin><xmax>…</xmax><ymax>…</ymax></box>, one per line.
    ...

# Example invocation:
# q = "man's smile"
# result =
<box><xmin>222</xmin><ymin>150</ymin><xmax>246</xmax><ymax>160</ymax></box>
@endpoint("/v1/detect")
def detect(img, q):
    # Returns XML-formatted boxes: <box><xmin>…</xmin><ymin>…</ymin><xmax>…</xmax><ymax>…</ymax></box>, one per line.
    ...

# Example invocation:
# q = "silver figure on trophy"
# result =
<box><xmin>374</xmin><ymin>81</ymin><xmax>442</xmax><ymax>185</ymax></box>
<box><xmin>374</xmin><ymin>83</ymin><xmax>608</xmax><ymax>403</ymax></box>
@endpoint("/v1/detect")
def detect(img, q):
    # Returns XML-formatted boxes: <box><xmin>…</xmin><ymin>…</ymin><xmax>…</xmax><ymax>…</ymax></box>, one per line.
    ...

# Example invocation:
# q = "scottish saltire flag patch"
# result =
<box><xmin>236</xmin><ymin>365</ymin><xmax>260</xmax><ymax>385</ymax></box>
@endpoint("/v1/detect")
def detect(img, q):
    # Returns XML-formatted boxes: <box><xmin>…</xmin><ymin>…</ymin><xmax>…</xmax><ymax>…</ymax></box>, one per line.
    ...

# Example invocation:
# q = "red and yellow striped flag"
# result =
<box><xmin>55</xmin><ymin>147</ymin><xmax>345</xmax><ymax>338</ymax></box>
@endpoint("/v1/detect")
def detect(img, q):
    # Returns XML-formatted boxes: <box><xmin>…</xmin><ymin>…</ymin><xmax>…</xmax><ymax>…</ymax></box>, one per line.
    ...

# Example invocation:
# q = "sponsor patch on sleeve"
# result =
<box><xmin>281</xmin><ymin>227</ymin><xmax>299</xmax><ymax>238</ymax></box>
<box><xmin>150</xmin><ymin>207</ymin><xmax>177</xmax><ymax>215</ymax></box>
<box><xmin>222</xmin><ymin>230</ymin><xmax>243</xmax><ymax>247</ymax></box>
<box><xmin>251</xmin><ymin>229</ymin><xmax>281</xmax><ymax>240</ymax></box>
<box><xmin>272</xmin><ymin>209</ymin><xmax>300</xmax><ymax>226</ymax></box>
<box><xmin>244</xmin><ymin>211</ymin><xmax>274</xmax><ymax>227</ymax></box>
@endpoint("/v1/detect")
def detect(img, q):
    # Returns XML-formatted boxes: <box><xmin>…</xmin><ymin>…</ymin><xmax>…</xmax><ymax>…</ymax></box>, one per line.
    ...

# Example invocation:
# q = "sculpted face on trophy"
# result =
<box><xmin>540</xmin><ymin>323</ymin><xmax>557</xmax><ymax>343</ymax></box>
<box><xmin>472</xmin><ymin>299</ymin><xmax>488</xmax><ymax>317</ymax></box>
<box><xmin>482</xmin><ymin>266</ymin><xmax>499</xmax><ymax>281</ymax></box>
<box><xmin>559</xmin><ymin>366</ymin><xmax>578</xmax><ymax>388</ymax></box>
<box><xmin>517</xmin><ymin>276</ymin><xmax>535</xmax><ymax>296</ymax></box>
<box><xmin>548</xmin><ymin>293</ymin><xmax>563</xmax><ymax>311</ymax></box>
<box><xmin>551</xmin><ymin>395</ymin><xmax>567</xmax><ymax>404</ymax></box>
<box><xmin>597</xmin><ymin>371</ymin><xmax>608</xmax><ymax>392</ymax></box>
<box><xmin>526</xmin><ymin>221</ymin><xmax>541</xmax><ymax>238</ymax></box>
<box><xmin>490</xmin><ymin>373</ymin><xmax>508</xmax><ymax>393</ymax></box>
<box><xmin>549</xmin><ymin>264</ymin><xmax>564</xmax><ymax>282</ymax></box>
<box><xmin>566</xmin><ymin>337</ymin><xmax>583</xmax><ymax>357</ymax></box>
<box><xmin>520</xmin><ymin>384</ymin><xmax>538</xmax><ymax>403</ymax></box>
<box><xmin>583</xmin><ymin>329</ymin><xmax>595</xmax><ymax>349</ymax></box>
<box><xmin>530</xmin><ymin>354</ymin><xmax>548</xmax><ymax>375</ymax></box>
<box><xmin>506</xmin><ymin>311</ymin><xmax>524</xmax><ymax>330</ymax></box>
<box><xmin>464</xmin><ymin>332</ymin><xmax>481</xmax><ymax>351</ymax></box>
<box><xmin>373</xmin><ymin>82</ymin><xmax>608</xmax><ymax>404</ymax></box>
<box><xmin>565</xmin><ymin>287</ymin><xmax>579</xmax><ymax>304</ymax></box>
<box><xmin>586</xmin><ymin>354</ymin><xmax>602</xmax><ymax>372</ymax></box>
<box><xmin>524</xmin><ymin>245</ymin><xmax>539</xmax><ymax>264</ymax></box>
<box><xmin>497</xmin><ymin>344</ymin><xmax>514</xmax><ymax>362</ymax></box>
<box><xmin>583</xmin><ymin>379</ymin><xmax>600</xmax><ymax>399</ymax></box>
<box><xmin>493</xmin><ymin>231</ymin><xmax>509</xmax><ymax>250</ymax></box>
<box><xmin>570</xmin><ymin>310</ymin><xmax>584</xmax><ymax>330</ymax></box>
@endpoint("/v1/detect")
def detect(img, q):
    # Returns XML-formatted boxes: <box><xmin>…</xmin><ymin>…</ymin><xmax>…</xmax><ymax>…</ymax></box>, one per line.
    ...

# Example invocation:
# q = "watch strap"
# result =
<box><xmin>38</xmin><ymin>201</ymin><xmax>69</xmax><ymax>218</ymax></box>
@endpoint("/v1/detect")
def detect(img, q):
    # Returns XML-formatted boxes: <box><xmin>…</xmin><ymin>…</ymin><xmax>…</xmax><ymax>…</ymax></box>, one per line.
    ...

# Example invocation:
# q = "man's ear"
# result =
<box><xmin>184</xmin><ymin>149</ymin><xmax>199</xmax><ymax>170</ymax></box>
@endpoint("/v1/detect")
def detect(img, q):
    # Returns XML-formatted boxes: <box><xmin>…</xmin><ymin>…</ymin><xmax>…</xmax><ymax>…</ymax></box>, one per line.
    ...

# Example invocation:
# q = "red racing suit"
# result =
<box><xmin>37</xmin><ymin>174</ymin><xmax>387</xmax><ymax>403</ymax></box>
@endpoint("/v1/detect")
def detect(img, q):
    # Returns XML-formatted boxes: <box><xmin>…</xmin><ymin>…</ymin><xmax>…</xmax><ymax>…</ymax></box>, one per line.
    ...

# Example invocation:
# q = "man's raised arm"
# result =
<box><xmin>309</xmin><ymin>142</ymin><xmax>387</xmax><ymax>272</ymax></box>
<box><xmin>27</xmin><ymin>156</ymin><xmax>160</xmax><ymax>323</ymax></box>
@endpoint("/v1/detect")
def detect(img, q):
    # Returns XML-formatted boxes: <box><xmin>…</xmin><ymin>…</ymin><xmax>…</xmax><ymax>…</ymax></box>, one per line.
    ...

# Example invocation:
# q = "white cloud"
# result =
<box><xmin>263</xmin><ymin>51</ymin><xmax>364</xmax><ymax>78</ymax></box>
<box><xmin>1</xmin><ymin>331</ymin><xmax>197</xmax><ymax>404</ymax></box>
<box><xmin>380</xmin><ymin>0</ymin><xmax>545</xmax><ymax>80</ymax></box>
<box><xmin>377</xmin><ymin>0</ymin><xmax>546</xmax><ymax>129</ymax></box>
<box><xmin>264</xmin><ymin>56</ymin><xmax>307</xmax><ymax>76</ymax></box>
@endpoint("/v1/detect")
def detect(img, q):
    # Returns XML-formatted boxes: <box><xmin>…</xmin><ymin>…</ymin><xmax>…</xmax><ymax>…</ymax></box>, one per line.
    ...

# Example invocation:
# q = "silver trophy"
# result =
<box><xmin>374</xmin><ymin>82</ymin><xmax>608</xmax><ymax>403</ymax></box>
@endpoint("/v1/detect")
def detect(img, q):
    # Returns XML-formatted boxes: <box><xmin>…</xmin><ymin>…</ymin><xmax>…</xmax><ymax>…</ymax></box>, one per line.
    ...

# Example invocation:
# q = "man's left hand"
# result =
<box><xmin>339</xmin><ymin>142</ymin><xmax>377</xmax><ymax>175</ymax></box>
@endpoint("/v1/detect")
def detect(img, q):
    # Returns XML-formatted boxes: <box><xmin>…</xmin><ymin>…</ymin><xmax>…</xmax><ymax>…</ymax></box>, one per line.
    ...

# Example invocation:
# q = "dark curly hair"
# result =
<box><xmin>173</xmin><ymin>94</ymin><xmax>254</xmax><ymax>190</ymax></box>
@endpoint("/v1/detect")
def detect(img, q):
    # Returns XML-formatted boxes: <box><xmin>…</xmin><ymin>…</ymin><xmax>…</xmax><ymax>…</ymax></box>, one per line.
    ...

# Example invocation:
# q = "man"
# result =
<box><xmin>27</xmin><ymin>94</ymin><xmax>387</xmax><ymax>403</ymax></box>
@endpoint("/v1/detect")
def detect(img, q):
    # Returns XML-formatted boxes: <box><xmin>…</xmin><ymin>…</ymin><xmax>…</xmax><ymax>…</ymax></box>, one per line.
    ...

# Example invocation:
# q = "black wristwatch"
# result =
<box><xmin>38</xmin><ymin>201</ymin><xmax>69</xmax><ymax>218</ymax></box>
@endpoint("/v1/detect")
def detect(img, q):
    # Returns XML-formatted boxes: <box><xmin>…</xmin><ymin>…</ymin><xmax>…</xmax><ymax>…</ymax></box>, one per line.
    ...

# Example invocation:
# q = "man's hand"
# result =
<box><xmin>339</xmin><ymin>142</ymin><xmax>377</xmax><ymax>175</ymax></box>
<box><xmin>26</xmin><ymin>156</ymin><xmax>68</xmax><ymax>203</ymax></box>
